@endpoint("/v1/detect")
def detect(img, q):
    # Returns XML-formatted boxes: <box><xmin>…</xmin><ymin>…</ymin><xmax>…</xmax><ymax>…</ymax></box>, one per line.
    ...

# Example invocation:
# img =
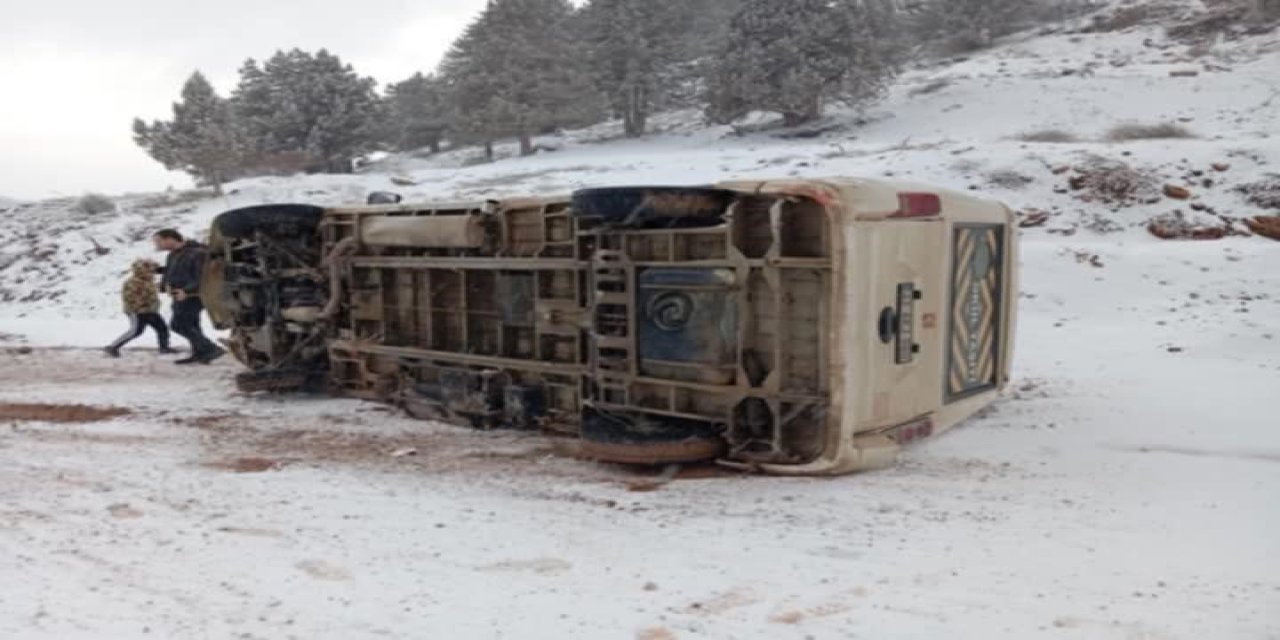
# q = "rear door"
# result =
<box><xmin>862</xmin><ymin>219</ymin><xmax>947</xmax><ymax>427</ymax></box>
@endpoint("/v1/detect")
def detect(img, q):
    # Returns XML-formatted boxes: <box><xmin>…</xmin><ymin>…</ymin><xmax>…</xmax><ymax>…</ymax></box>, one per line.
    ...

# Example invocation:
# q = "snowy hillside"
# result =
<box><xmin>1</xmin><ymin>13</ymin><xmax>1278</xmax><ymax>333</ymax></box>
<box><xmin>1</xmin><ymin>5</ymin><xmax>1278</xmax><ymax>639</ymax></box>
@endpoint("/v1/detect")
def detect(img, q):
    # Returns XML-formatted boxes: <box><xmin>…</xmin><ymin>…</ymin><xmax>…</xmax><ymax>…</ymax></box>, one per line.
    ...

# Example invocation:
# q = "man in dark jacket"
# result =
<box><xmin>152</xmin><ymin>229</ymin><xmax>226</xmax><ymax>365</ymax></box>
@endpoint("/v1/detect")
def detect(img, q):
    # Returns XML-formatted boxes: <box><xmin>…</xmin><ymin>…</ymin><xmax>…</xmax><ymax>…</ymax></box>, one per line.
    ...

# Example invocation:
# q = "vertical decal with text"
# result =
<box><xmin>947</xmin><ymin>224</ymin><xmax>1004</xmax><ymax>402</ymax></box>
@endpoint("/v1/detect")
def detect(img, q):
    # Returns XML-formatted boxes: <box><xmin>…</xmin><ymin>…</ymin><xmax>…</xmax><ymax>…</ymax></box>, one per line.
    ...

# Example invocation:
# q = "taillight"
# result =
<box><xmin>892</xmin><ymin>192</ymin><xmax>942</xmax><ymax>218</ymax></box>
<box><xmin>891</xmin><ymin>417</ymin><xmax>934</xmax><ymax>444</ymax></box>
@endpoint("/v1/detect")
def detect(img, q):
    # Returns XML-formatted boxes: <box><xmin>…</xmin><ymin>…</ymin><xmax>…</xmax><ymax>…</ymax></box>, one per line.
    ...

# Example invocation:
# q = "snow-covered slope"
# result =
<box><xmin>0</xmin><ymin>8</ymin><xmax>1278</xmax><ymax>639</ymax></box>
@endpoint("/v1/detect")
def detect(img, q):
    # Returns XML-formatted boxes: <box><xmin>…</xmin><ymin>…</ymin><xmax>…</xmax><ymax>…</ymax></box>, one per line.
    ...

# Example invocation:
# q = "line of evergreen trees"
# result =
<box><xmin>133</xmin><ymin>49</ymin><xmax>384</xmax><ymax>193</ymax></box>
<box><xmin>134</xmin><ymin>0</ymin><xmax>1090</xmax><ymax>192</ymax></box>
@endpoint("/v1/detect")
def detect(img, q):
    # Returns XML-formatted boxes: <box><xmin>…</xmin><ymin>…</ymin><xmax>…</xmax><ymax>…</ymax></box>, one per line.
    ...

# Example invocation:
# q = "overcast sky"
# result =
<box><xmin>0</xmin><ymin>0</ymin><xmax>491</xmax><ymax>200</ymax></box>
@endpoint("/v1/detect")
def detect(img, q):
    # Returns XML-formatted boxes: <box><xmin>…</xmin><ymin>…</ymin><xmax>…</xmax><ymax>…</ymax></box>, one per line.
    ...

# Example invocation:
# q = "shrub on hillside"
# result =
<box><xmin>908</xmin><ymin>79</ymin><xmax>951</xmax><ymax>97</ymax></box>
<box><xmin>1067</xmin><ymin>157</ymin><xmax>1159</xmax><ymax>206</ymax></box>
<box><xmin>1106</xmin><ymin>122</ymin><xmax>1195</xmax><ymax>141</ymax></box>
<box><xmin>1166</xmin><ymin>0</ymin><xmax>1279</xmax><ymax>42</ymax></box>
<box><xmin>1236</xmin><ymin>174</ymin><xmax>1280</xmax><ymax>210</ymax></box>
<box><xmin>1147</xmin><ymin>210</ymin><xmax>1240</xmax><ymax>240</ymax></box>
<box><xmin>134</xmin><ymin>189</ymin><xmax>215</xmax><ymax>210</ymax></box>
<box><xmin>1083</xmin><ymin>3</ymin><xmax>1177</xmax><ymax>33</ymax></box>
<box><xmin>1026</xmin><ymin>0</ymin><xmax>1105</xmax><ymax>24</ymax></box>
<box><xmin>988</xmin><ymin>169</ymin><xmax>1035</xmax><ymax>189</ymax></box>
<box><xmin>911</xmin><ymin>0</ymin><xmax>1098</xmax><ymax>53</ymax></box>
<box><xmin>239</xmin><ymin>151</ymin><xmax>327</xmax><ymax>177</ymax></box>
<box><xmin>1016</xmin><ymin>129</ymin><xmax>1080</xmax><ymax>143</ymax></box>
<box><xmin>75</xmin><ymin>193</ymin><xmax>116</xmax><ymax>215</ymax></box>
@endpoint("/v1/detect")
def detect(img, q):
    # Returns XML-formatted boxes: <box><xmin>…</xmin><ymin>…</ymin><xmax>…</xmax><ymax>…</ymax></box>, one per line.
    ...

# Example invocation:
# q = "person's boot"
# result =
<box><xmin>199</xmin><ymin>346</ymin><xmax>228</xmax><ymax>364</ymax></box>
<box><xmin>175</xmin><ymin>353</ymin><xmax>202</xmax><ymax>365</ymax></box>
<box><xmin>158</xmin><ymin>346</ymin><xmax>179</xmax><ymax>355</ymax></box>
<box><xmin>103</xmin><ymin>346</ymin><xmax>121</xmax><ymax>358</ymax></box>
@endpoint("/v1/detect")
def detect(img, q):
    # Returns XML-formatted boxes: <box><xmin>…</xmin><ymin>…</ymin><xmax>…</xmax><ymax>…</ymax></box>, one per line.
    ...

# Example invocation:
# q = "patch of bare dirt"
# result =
<box><xmin>1147</xmin><ymin>210</ymin><xmax>1247</xmax><ymax>240</ymax></box>
<box><xmin>107</xmin><ymin>503</ymin><xmax>144</xmax><ymax>519</ymax></box>
<box><xmin>195</xmin><ymin>416</ymin><xmax>745</xmax><ymax>487</ymax></box>
<box><xmin>203</xmin><ymin>457</ymin><xmax>285</xmax><ymax>473</ymax></box>
<box><xmin>173</xmin><ymin>412</ymin><xmax>250</xmax><ymax>431</ymax></box>
<box><xmin>636</xmin><ymin>628</ymin><xmax>677</xmax><ymax>640</ymax></box>
<box><xmin>768</xmin><ymin>601</ymin><xmax>855</xmax><ymax>624</ymax></box>
<box><xmin>240</xmin><ymin>426</ymin><xmax>599</xmax><ymax>479</ymax></box>
<box><xmin>0</xmin><ymin>403</ymin><xmax>132</xmax><ymax>423</ymax></box>
<box><xmin>1244</xmin><ymin>215</ymin><xmax>1280</xmax><ymax>241</ymax></box>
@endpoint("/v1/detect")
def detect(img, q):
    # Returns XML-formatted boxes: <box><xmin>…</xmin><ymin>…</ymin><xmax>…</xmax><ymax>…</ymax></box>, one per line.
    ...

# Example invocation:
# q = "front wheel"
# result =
<box><xmin>211</xmin><ymin>204</ymin><xmax>325</xmax><ymax>240</ymax></box>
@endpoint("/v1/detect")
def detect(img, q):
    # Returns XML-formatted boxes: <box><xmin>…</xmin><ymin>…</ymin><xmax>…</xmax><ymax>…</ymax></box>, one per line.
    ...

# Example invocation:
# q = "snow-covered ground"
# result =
<box><xmin>1</xmin><ymin>7</ymin><xmax>1279</xmax><ymax>640</ymax></box>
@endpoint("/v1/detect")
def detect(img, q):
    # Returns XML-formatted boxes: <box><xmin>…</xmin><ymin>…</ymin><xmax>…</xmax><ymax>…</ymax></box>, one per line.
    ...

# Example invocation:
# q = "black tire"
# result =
<box><xmin>212</xmin><ymin>205</ymin><xmax>325</xmax><ymax>240</ymax></box>
<box><xmin>579</xmin><ymin>409</ymin><xmax>725</xmax><ymax>465</ymax></box>
<box><xmin>571</xmin><ymin>187</ymin><xmax>735</xmax><ymax>229</ymax></box>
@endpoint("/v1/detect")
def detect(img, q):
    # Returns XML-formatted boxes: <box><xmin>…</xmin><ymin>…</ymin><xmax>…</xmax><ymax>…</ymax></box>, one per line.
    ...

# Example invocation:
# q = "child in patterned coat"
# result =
<box><xmin>104</xmin><ymin>259</ymin><xmax>175</xmax><ymax>357</ymax></box>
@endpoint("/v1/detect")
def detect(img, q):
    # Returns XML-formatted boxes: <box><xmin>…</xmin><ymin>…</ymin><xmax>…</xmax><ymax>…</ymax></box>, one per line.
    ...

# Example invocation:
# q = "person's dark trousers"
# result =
<box><xmin>170</xmin><ymin>297</ymin><xmax>217</xmax><ymax>357</ymax></box>
<box><xmin>107</xmin><ymin>312</ymin><xmax>171</xmax><ymax>351</ymax></box>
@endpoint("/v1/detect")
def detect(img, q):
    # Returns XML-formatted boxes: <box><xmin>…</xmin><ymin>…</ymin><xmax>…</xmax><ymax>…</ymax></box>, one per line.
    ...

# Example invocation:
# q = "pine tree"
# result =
<box><xmin>232</xmin><ymin>49</ymin><xmax>382</xmax><ymax>173</ymax></box>
<box><xmin>912</xmin><ymin>0</ymin><xmax>1026</xmax><ymax>52</ymax></box>
<box><xmin>385</xmin><ymin>73</ymin><xmax>449</xmax><ymax>153</ymax></box>
<box><xmin>132</xmin><ymin>72</ymin><xmax>243</xmax><ymax>194</ymax></box>
<box><xmin>580</xmin><ymin>0</ymin><xmax>690</xmax><ymax>137</ymax></box>
<box><xmin>676</xmin><ymin>0</ymin><xmax>747</xmax><ymax>59</ymax></box>
<box><xmin>440</xmin><ymin>0</ymin><xmax>600</xmax><ymax>159</ymax></box>
<box><xmin>704</xmin><ymin>0</ymin><xmax>903</xmax><ymax>127</ymax></box>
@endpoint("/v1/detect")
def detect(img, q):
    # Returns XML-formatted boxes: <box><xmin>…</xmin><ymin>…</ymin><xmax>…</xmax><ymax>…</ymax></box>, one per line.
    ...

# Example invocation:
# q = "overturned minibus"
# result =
<box><xmin>202</xmin><ymin>178</ymin><xmax>1018</xmax><ymax>475</ymax></box>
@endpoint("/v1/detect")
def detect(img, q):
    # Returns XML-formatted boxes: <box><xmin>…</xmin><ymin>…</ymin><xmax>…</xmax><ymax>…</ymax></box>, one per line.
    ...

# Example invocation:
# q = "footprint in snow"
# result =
<box><xmin>295</xmin><ymin>559</ymin><xmax>352</xmax><ymax>581</ymax></box>
<box><xmin>477</xmin><ymin>557</ymin><xmax>572</xmax><ymax>575</ymax></box>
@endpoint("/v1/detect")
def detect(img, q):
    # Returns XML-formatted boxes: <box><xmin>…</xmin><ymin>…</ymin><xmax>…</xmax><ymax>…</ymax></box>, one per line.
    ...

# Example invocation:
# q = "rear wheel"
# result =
<box><xmin>212</xmin><ymin>204</ymin><xmax>325</xmax><ymax>240</ymax></box>
<box><xmin>579</xmin><ymin>409</ymin><xmax>725</xmax><ymax>465</ymax></box>
<box><xmin>571</xmin><ymin>187</ymin><xmax>734</xmax><ymax>229</ymax></box>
